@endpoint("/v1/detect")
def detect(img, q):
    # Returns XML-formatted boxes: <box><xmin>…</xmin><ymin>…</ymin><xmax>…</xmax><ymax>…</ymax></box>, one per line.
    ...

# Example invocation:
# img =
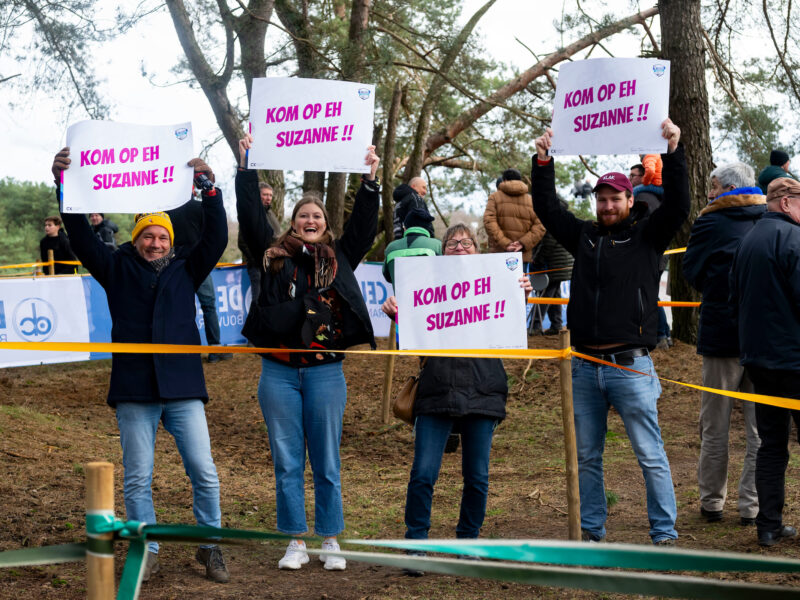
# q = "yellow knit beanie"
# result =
<box><xmin>131</xmin><ymin>212</ymin><xmax>174</xmax><ymax>245</ymax></box>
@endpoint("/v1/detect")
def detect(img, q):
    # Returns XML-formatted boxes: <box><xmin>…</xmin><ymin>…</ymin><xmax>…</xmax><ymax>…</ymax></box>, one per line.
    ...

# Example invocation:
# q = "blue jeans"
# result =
<box><xmin>257</xmin><ymin>359</ymin><xmax>347</xmax><ymax>536</ymax></box>
<box><xmin>405</xmin><ymin>415</ymin><xmax>497</xmax><ymax>539</ymax></box>
<box><xmin>572</xmin><ymin>354</ymin><xmax>677</xmax><ymax>542</ymax></box>
<box><xmin>197</xmin><ymin>274</ymin><xmax>220</xmax><ymax>346</ymax></box>
<box><xmin>116</xmin><ymin>400</ymin><xmax>221</xmax><ymax>554</ymax></box>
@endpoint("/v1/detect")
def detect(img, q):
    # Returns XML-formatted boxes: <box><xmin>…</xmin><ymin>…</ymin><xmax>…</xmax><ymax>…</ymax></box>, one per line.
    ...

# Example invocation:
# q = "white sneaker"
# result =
<box><xmin>320</xmin><ymin>538</ymin><xmax>346</xmax><ymax>571</ymax></box>
<box><xmin>278</xmin><ymin>539</ymin><xmax>309</xmax><ymax>570</ymax></box>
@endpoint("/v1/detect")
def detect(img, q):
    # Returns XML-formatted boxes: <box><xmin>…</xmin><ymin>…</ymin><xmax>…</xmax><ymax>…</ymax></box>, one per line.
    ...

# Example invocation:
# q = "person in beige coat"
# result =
<box><xmin>483</xmin><ymin>168</ymin><xmax>546</xmax><ymax>262</ymax></box>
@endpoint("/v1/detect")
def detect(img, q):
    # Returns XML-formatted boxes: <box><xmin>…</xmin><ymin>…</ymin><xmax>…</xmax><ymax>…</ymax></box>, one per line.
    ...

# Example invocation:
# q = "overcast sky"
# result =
<box><xmin>1</xmin><ymin>0</ymin><xmax>793</xmax><ymax>212</ymax></box>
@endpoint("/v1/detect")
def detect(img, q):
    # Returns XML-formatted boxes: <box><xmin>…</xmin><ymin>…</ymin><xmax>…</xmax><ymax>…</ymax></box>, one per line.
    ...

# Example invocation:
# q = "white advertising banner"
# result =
<box><xmin>549</xmin><ymin>58</ymin><xmax>670</xmax><ymax>156</ymax></box>
<box><xmin>354</xmin><ymin>262</ymin><xmax>392</xmax><ymax>338</ymax></box>
<box><xmin>0</xmin><ymin>277</ymin><xmax>90</xmax><ymax>367</ymax></box>
<box><xmin>395</xmin><ymin>253</ymin><xmax>527</xmax><ymax>351</ymax></box>
<box><xmin>61</xmin><ymin>120</ymin><xmax>195</xmax><ymax>213</ymax></box>
<box><xmin>248</xmin><ymin>77</ymin><xmax>376</xmax><ymax>173</ymax></box>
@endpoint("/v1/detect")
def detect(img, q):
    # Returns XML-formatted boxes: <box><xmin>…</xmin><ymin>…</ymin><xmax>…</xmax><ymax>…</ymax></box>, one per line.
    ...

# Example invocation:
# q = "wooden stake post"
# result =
<box><xmin>381</xmin><ymin>320</ymin><xmax>397</xmax><ymax>423</ymax></box>
<box><xmin>558</xmin><ymin>330</ymin><xmax>581</xmax><ymax>540</ymax></box>
<box><xmin>86</xmin><ymin>462</ymin><xmax>115</xmax><ymax>600</ymax></box>
<box><xmin>47</xmin><ymin>249</ymin><xmax>55</xmax><ymax>276</ymax></box>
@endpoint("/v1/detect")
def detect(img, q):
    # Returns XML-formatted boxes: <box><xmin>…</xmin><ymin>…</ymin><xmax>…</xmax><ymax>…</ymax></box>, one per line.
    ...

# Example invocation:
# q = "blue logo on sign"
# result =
<box><xmin>0</xmin><ymin>300</ymin><xmax>5</xmax><ymax>329</ymax></box>
<box><xmin>357</xmin><ymin>88</ymin><xmax>371</xmax><ymax>100</ymax></box>
<box><xmin>505</xmin><ymin>257</ymin><xmax>520</xmax><ymax>271</ymax></box>
<box><xmin>175</xmin><ymin>127</ymin><xmax>189</xmax><ymax>140</ymax></box>
<box><xmin>652</xmin><ymin>64</ymin><xmax>666</xmax><ymax>77</ymax></box>
<box><xmin>13</xmin><ymin>297</ymin><xmax>57</xmax><ymax>341</ymax></box>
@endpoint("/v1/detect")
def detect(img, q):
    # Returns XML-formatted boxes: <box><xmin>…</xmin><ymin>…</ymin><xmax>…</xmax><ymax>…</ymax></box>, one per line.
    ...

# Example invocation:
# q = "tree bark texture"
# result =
<box><xmin>659</xmin><ymin>0</ymin><xmax>712</xmax><ymax>344</ymax></box>
<box><xmin>381</xmin><ymin>80</ymin><xmax>405</xmax><ymax>249</ymax></box>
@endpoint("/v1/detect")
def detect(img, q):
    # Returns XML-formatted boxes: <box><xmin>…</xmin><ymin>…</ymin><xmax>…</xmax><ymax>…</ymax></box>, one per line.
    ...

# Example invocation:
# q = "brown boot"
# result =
<box><xmin>195</xmin><ymin>545</ymin><xmax>230</xmax><ymax>583</ymax></box>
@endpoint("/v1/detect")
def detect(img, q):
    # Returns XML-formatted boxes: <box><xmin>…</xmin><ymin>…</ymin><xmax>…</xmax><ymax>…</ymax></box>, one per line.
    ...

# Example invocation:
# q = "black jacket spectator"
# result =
<box><xmin>40</xmin><ymin>229</ymin><xmax>78</xmax><ymax>275</ymax></box>
<box><xmin>92</xmin><ymin>217</ymin><xmax>119</xmax><ymax>249</ymax></box>
<box><xmin>236</xmin><ymin>169</ymin><xmax>377</xmax><ymax>361</ymax></box>
<box><xmin>167</xmin><ymin>199</ymin><xmax>203</xmax><ymax>247</ymax></box>
<box><xmin>61</xmin><ymin>191</ymin><xmax>227</xmax><ymax>406</ymax></box>
<box><xmin>532</xmin><ymin>145</ymin><xmax>690</xmax><ymax>348</ymax></box>
<box><xmin>683</xmin><ymin>188</ymin><xmax>765</xmax><ymax>356</ymax></box>
<box><xmin>392</xmin><ymin>183</ymin><xmax>428</xmax><ymax>238</ymax></box>
<box><xmin>536</xmin><ymin>231</ymin><xmax>574</xmax><ymax>283</ymax></box>
<box><xmin>416</xmin><ymin>357</ymin><xmax>507</xmax><ymax>420</ymax></box>
<box><xmin>732</xmin><ymin>211</ymin><xmax>800</xmax><ymax>371</ymax></box>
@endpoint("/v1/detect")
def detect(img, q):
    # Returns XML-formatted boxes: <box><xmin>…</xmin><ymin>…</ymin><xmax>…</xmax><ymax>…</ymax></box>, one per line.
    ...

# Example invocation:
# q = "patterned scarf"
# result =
<box><xmin>149</xmin><ymin>248</ymin><xmax>176</xmax><ymax>274</ymax></box>
<box><xmin>265</xmin><ymin>232</ymin><xmax>337</xmax><ymax>288</ymax></box>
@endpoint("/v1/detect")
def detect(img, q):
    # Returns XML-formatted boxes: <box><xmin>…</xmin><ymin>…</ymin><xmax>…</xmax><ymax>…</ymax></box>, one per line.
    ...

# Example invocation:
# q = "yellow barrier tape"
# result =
<box><xmin>573</xmin><ymin>352</ymin><xmax>800</xmax><ymax>411</ymax></box>
<box><xmin>0</xmin><ymin>341</ymin><xmax>566</xmax><ymax>361</ymax></box>
<box><xmin>527</xmin><ymin>297</ymin><xmax>701</xmax><ymax>307</ymax></box>
<box><xmin>664</xmin><ymin>247</ymin><xmax>686</xmax><ymax>255</ymax></box>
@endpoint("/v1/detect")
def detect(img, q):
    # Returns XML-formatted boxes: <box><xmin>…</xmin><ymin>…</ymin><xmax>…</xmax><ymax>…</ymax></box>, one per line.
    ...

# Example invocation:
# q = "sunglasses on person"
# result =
<box><xmin>444</xmin><ymin>238</ymin><xmax>475</xmax><ymax>250</ymax></box>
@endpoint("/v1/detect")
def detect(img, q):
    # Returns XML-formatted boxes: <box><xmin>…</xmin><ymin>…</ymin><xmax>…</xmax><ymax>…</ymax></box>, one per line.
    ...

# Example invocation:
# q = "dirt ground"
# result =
<box><xmin>2</xmin><ymin>337</ymin><xmax>800</xmax><ymax>599</ymax></box>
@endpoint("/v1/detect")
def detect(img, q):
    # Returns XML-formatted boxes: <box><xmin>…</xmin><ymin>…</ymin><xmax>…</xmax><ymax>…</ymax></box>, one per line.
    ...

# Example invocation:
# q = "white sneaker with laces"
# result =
<box><xmin>320</xmin><ymin>538</ymin><xmax>346</xmax><ymax>571</ymax></box>
<box><xmin>278</xmin><ymin>539</ymin><xmax>309</xmax><ymax>570</ymax></box>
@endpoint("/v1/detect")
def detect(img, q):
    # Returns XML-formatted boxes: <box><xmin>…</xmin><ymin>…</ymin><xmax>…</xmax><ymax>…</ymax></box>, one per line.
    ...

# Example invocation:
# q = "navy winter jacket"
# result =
<box><xmin>683</xmin><ymin>188</ymin><xmax>765</xmax><ymax>356</ymax></box>
<box><xmin>61</xmin><ymin>190</ymin><xmax>227</xmax><ymax>406</ymax></box>
<box><xmin>415</xmin><ymin>357</ymin><xmax>508</xmax><ymax>420</ymax></box>
<box><xmin>732</xmin><ymin>211</ymin><xmax>800</xmax><ymax>371</ymax></box>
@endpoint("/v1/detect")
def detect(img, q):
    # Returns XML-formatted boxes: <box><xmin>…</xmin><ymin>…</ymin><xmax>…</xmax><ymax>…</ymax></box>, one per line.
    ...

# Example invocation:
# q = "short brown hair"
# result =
<box><xmin>442</xmin><ymin>222</ymin><xmax>476</xmax><ymax>245</ymax></box>
<box><xmin>258</xmin><ymin>182</ymin><xmax>273</xmax><ymax>191</ymax></box>
<box><xmin>44</xmin><ymin>216</ymin><xmax>62</xmax><ymax>227</ymax></box>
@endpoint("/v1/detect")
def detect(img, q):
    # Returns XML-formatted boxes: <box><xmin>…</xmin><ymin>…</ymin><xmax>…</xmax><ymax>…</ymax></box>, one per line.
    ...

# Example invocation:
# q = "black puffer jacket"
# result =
<box><xmin>415</xmin><ymin>357</ymin><xmax>508</xmax><ymax>420</ymax></box>
<box><xmin>392</xmin><ymin>183</ymin><xmax>427</xmax><ymax>239</ymax></box>
<box><xmin>236</xmin><ymin>169</ymin><xmax>378</xmax><ymax>365</ymax></box>
<box><xmin>732</xmin><ymin>211</ymin><xmax>800</xmax><ymax>371</ymax></box>
<box><xmin>531</xmin><ymin>146</ymin><xmax>690</xmax><ymax>348</ymax></box>
<box><xmin>683</xmin><ymin>188</ymin><xmax>765</xmax><ymax>356</ymax></box>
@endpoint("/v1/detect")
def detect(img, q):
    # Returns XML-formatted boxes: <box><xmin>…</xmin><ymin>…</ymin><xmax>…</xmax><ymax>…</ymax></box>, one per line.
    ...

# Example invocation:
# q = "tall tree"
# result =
<box><xmin>660</xmin><ymin>0</ymin><xmax>713</xmax><ymax>343</ymax></box>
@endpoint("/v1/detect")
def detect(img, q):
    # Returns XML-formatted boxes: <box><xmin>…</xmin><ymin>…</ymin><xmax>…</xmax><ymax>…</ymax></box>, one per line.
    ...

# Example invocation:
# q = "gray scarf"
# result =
<box><xmin>149</xmin><ymin>248</ymin><xmax>176</xmax><ymax>274</ymax></box>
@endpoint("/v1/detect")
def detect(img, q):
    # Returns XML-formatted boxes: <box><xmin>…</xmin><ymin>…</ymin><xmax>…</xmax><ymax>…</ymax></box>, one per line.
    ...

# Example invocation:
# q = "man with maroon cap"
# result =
<box><xmin>531</xmin><ymin>119</ymin><xmax>690</xmax><ymax>545</ymax></box>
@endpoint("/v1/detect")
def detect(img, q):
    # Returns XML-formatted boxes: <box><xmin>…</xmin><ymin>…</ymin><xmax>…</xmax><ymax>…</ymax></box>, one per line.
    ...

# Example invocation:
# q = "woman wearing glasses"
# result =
<box><xmin>382</xmin><ymin>223</ymin><xmax>531</xmax><ymax>572</ymax></box>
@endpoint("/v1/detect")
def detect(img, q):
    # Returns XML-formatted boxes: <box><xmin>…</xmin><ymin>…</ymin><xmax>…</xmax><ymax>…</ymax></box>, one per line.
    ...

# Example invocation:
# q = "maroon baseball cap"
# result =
<box><xmin>593</xmin><ymin>172</ymin><xmax>633</xmax><ymax>194</ymax></box>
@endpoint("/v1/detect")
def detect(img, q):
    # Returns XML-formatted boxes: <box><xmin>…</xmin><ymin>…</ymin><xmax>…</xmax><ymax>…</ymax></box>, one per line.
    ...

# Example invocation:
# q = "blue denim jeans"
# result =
<box><xmin>405</xmin><ymin>415</ymin><xmax>497</xmax><ymax>539</ymax></box>
<box><xmin>197</xmin><ymin>274</ymin><xmax>220</xmax><ymax>346</ymax></box>
<box><xmin>116</xmin><ymin>400</ymin><xmax>221</xmax><ymax>554</ymax></box>
<box><xmin>572</xmin><ymin>354</ymin><xmax>677</xmax><ymax>542</ymax></box>
<box><xmin>258</xmin><ymin>359</ymin><xmax>347</xmax><ymax>536</ymax></box>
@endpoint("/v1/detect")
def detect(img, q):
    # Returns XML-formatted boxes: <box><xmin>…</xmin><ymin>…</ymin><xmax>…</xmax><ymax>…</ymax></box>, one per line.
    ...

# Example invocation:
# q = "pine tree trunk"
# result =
<box><xmin>659</xmin><ymin>0</ymin><xmax>712</xmax><ymax>344</ymax></box>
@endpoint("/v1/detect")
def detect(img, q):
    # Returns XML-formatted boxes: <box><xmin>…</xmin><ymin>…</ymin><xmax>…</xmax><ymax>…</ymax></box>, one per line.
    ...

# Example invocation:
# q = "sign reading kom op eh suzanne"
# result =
<box><xmin>395</xmin><ymin>253</ymin><xmax>527</xmax><ymax>351</ymax></box>
<box><xmin>61</xmin><ymin>120</ymin><xmax>195</xmax><ymax>214</ymax></box>
<box><xmin>549</xmin><ymin>58</ymin><xmax>670</xmax><ymax>156</ymax></box>
<box><xmin>247</xmin><ymin>78</ymin><xmax>376</xmax><ymax>173</ymax></box>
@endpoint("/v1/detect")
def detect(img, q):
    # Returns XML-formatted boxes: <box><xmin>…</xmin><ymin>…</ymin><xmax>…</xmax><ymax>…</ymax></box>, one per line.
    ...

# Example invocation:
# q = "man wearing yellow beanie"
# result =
<box><xmin>51</xmin><ymin>149</ymin><xmax>231</xmax><ymax>584</ymax></box>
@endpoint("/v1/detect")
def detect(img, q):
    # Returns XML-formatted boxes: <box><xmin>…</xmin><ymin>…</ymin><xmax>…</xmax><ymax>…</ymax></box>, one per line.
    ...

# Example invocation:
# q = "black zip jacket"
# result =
<box><xmin>732</xmin><ymin>211</ymin><xmax>800</xmax><ymax>371</ymax></box>
<box><xmin>531</xmin><ymin>145</ymin><xmax>690</xmax><ymax>348</ymax></box>
<box><xmin>236</xmin><ymin>169</ymin><xmax>378</xmax><ymax>363</ymax></box>
<box><xmin>416</xmin><ymin>357</ymin><xmax>508</xmax><ymax>420</ymax></box>
<box><xmin>683</xmin><ymin>190</ymin><xmax>765</xmax><ymax>356</ymax></box>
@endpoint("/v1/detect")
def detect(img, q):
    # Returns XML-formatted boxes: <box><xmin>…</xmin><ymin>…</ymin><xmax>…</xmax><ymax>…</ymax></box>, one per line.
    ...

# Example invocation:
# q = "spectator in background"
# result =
<box><xmin>168</xmin><ymin>196</ymin><xmax>232</xmax><ymax>363</ymax></box>
<box><xmin>51</xmin><ymin>147</ymin><xmax>230</xmax><ymax>583</ymax></box>
<box><xmin>238</xmin><ymin>182</ymin><xmax>280</xmax><ymax>307</ymax></box>
<box><xmin>731</xmin><ymin>177</ymin><xmax>800</xmax><ymax>547</ymax></box>
<box><xmin>684</xmin><ymin>161</ymin><xmax>765</xmax><ymax>528</ymax></box>
<box><xmin>89</xmin><ymin>213</ymin><xmax>119</xmax><ymax>249</ymax></box>
<box><xmin>630</xmin><ymin>162</ymin><xmax>671</xmax><ymax>349</ymax></box>
<box><xmin>40</xmin><ymin>216</ymin><xmax>78</xmax><ymax>275</ymax></box>
<box><xmin>383</xmin><ymin>205</ymin><xmax>441</xmax><ymax>288</ymax></box>
<box><xmin>530</xmin><ymin>226</ymin><xmax>573</xmax><ymax>335</ymax></box>
<box><xmin>483</xmin><ymin>168</ymin><xmax>545</xmax><ymax>267</ymax></box>
<box><xmin>757</xmin><ymin>149</ymin><xmax>795</xmax><ymax>194</ymax></box>
<box><xmin>392</xmin><ymin>177</ymin><xmax>428</xmax><ymax>240</ymax></box>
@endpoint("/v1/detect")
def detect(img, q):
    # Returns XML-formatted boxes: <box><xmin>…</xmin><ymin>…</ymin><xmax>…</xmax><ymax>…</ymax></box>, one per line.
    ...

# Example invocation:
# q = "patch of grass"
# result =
<box><xmin>51</xmin><ymin>577</ymin><xmax>68</xmax><ymax>588</ymax></box>
<box><xmin>606</xmin><ymin>490</ymin><xmax>619</xmax><ymax>508</ymax></box>
<box><xmin>507</xmin><ymin>375</ymin><xmax>518</xmax><ymax>387</ymax></box>
<box><xmin>72</xmin><ymin>464</ymin><xmax>84</xmax><ymax>476</ymax></box>
<box><xmin>0</xmin><ymin>405</ymin><xmax>55</xmax><ymax>424</ymax></box>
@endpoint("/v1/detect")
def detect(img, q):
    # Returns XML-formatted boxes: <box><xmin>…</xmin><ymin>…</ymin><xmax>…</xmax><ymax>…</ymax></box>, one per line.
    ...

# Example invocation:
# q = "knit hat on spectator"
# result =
<box><xmin>132</xmin><ymin>212</ymin><xmax>174</xmax><ymax>245</ymax></box>
<box><xmin>766</xmin><ymin>177</ymin><xmax>800</xmax><ymax>204</ymax></box>
<box><xmin>770</xmin><ymin>149</ymin><xmax>790</xmax><ymax>166</ymax></box>
<box><xmin>593</xmin><ymin>172</ymin><xmax>633</xmax><ymax>195</ymax></box>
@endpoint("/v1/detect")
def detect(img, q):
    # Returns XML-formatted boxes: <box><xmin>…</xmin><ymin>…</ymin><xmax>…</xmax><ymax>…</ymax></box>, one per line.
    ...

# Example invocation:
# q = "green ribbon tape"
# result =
<box><xmin>117</xmin><ymin>539</ymin><xmax>146</xmax><ymax>600</ymax></box>
<box><xmin>0</xmin><ymin>543</ymin><xmax>86</xmax><ymax>567</ymax></box>
<box><xmin>347</xmin><ymin>538</ymin><xmax>800</xmax><ymax>573</ymax></box>
<box><xmin>85</xmin><ymin>537</ymin><xmax>114</xmax><ymax>557</ymax></box>
<box><xmin>328</xmin><ymin>549</ymin><xmax>800</xmax><ymax>600</ymax></box>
